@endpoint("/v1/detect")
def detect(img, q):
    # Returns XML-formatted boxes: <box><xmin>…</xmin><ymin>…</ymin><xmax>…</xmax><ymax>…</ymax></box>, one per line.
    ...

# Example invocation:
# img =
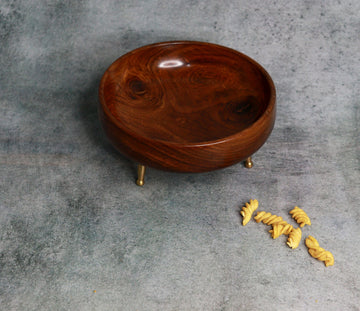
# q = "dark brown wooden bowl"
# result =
<box><xmin>99</xmin><ymin>41</ymin><xmax>276</xmax><ymax>173</ymax></box>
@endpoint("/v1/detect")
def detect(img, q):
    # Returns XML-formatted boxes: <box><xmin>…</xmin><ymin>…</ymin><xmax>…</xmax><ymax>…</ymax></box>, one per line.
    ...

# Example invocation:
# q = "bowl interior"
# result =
<box><xmin>101</xmin><ymin>42</ymin><xmax>273</xmax><ymax>144</ymax></box>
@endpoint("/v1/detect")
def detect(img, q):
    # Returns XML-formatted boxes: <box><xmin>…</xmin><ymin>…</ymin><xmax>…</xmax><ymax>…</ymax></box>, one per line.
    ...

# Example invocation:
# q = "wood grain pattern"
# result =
<box><xmin>99</xmin><ymin>41</ymin><xmax>276</xmax><ymax>172</ymax></box>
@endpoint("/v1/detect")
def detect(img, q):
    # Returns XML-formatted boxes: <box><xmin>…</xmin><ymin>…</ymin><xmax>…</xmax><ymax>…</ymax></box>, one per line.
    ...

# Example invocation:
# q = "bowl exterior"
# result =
<box><xmin>99</xmin><ymin>99</ymin><xmax>275</xmax><ymax>172</ymax></box>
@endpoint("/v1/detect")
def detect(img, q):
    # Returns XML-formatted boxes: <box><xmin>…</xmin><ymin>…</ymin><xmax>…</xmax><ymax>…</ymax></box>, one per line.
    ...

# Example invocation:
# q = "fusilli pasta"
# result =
<box><xmin>289</xmin><ymin>206</ymin><xmax>311</xmax><ymax>227</ymax></box>
<box><xmin>269</xmin><ymin>223</ymin><xmax>293</xmax><ymax>239</ymax></box>
<box><xmin>254</xmin><ymin>211</ymin><xmax>288</xmax><ymax>226</ymax></box>
<box><xmin>286</xmin><ymin>227</ymin><xmax>302</xmax><ymax>249</ymax></box>
<box><xmin>305</xmin><ymin>236</ymin><xmax>334</xmax><ymax>267</ymax></box>
<box><xmin>240</xmin><ymin>199</ymin><xmax>258</xmax><ymax>226</ymax></box>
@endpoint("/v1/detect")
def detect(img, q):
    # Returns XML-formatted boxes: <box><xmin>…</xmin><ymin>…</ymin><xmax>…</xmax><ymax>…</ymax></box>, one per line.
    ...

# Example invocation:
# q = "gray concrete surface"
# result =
<box><xmin>1</xmin><ymin>0</ymin><xmax>359</xmax><ymax>310</ymax></box>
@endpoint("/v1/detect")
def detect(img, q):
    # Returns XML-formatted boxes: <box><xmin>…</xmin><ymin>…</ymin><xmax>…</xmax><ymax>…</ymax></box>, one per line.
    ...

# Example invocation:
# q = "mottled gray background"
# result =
<box><xmin>1</xmin><ymin>0</ymin><xmax>359</xmax><ymax>310</ymax></box>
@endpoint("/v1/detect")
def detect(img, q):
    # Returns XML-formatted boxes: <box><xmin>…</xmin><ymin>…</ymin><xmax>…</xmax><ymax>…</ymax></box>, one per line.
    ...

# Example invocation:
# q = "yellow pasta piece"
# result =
<box><xmin>254</xmin><ymin>211</ymin><xmax>288</xmax><ymax>226</ymax></box>
<box><xmin>286</xmin><ymin>227</ymin><xmax>302</xmax><ymax>249</ymax></box>
<box><xmin>289</xmin><ymin>206</ymin><xmax>311</xmax><ymax>227</ymax></box>
<box><xmin>240</xmin><ymin>199</ymin><xmax>259</xmax><ymax>226</ymax></box>
<box><xmin>269</xmin><ymin>223</ymin><xmax>293</xmax><ymax>239</ymax></box>
<box><xmin>305</xmin><ymin>236</ymin><xmax>334</xmax><ymax>267</ymax></box>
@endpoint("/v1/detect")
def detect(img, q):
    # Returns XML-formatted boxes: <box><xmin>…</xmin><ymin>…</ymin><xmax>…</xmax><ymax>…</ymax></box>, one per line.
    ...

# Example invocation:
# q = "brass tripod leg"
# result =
<box><xmin>244</xmin><ymin>157</ymin><xmax>253</xmax><ymax>169</ymax></box>
<box><xmin>136</xmin><ymin>164</ymin><xmax>146</xmax><ymax>186</ymax></box>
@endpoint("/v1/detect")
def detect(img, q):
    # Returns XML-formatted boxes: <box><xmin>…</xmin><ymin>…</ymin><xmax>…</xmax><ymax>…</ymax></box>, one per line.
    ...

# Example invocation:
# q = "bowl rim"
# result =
<box><xmin>99</xmin><ymin>40</ymin><xmax>276</xmax><ymax>147</ymax></box>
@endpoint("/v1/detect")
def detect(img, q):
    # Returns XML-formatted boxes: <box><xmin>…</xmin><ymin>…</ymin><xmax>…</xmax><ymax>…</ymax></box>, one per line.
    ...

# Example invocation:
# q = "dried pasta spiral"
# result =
<box><xmin>269</xmin><ymin>223</ymin><xmax>293</xmax><ymax>239</ymax></box>
<box><xmin>240</xmin><ymin>199</ymin><xmax>259</xmax><ymax>226</ymax></box>
<box><xmin>305</xmin><ymin>236</ymin><xmax>334</xmax><ymax>267</ymax></box>
<box><xmin>286</xmin><ymin>227</ymin><xmax>302</xmax><ymax>249</ymax></box>
<box><xmin>289</xmin><ymin>206</ymin><xmax>311</xmax><ymax>227</ymax></box>
<box><xmin>254</xmin><ymin>211</ymin><xmax>288</xmax><ymax>226</ymax></box>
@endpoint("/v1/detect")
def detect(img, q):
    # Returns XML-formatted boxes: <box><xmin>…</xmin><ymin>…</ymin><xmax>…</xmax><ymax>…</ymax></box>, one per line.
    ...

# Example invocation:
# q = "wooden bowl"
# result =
<box><xmin>99</xmin><ymin>41</ymin><xmax>276</xmax><ymax>173</ymax></box>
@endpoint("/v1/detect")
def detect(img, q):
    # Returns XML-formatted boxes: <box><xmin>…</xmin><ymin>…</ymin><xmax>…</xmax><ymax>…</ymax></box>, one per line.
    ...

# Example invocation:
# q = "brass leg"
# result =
<box><xmin>244</xmin><ymin>157</ymin><xmax>253</xmax><ymax>169</ymax></box>
<box><xmin>136</xmin><ymin>164</ymin><xmax>146</xmax><ymax>186</ymax></box>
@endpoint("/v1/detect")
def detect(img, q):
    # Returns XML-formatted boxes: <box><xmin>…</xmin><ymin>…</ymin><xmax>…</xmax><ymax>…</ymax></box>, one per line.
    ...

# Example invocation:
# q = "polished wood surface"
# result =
<box><xmin>99</xmin><ymin>41</ymin><xmax>276</xmax><ymax>172</ymax></box>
